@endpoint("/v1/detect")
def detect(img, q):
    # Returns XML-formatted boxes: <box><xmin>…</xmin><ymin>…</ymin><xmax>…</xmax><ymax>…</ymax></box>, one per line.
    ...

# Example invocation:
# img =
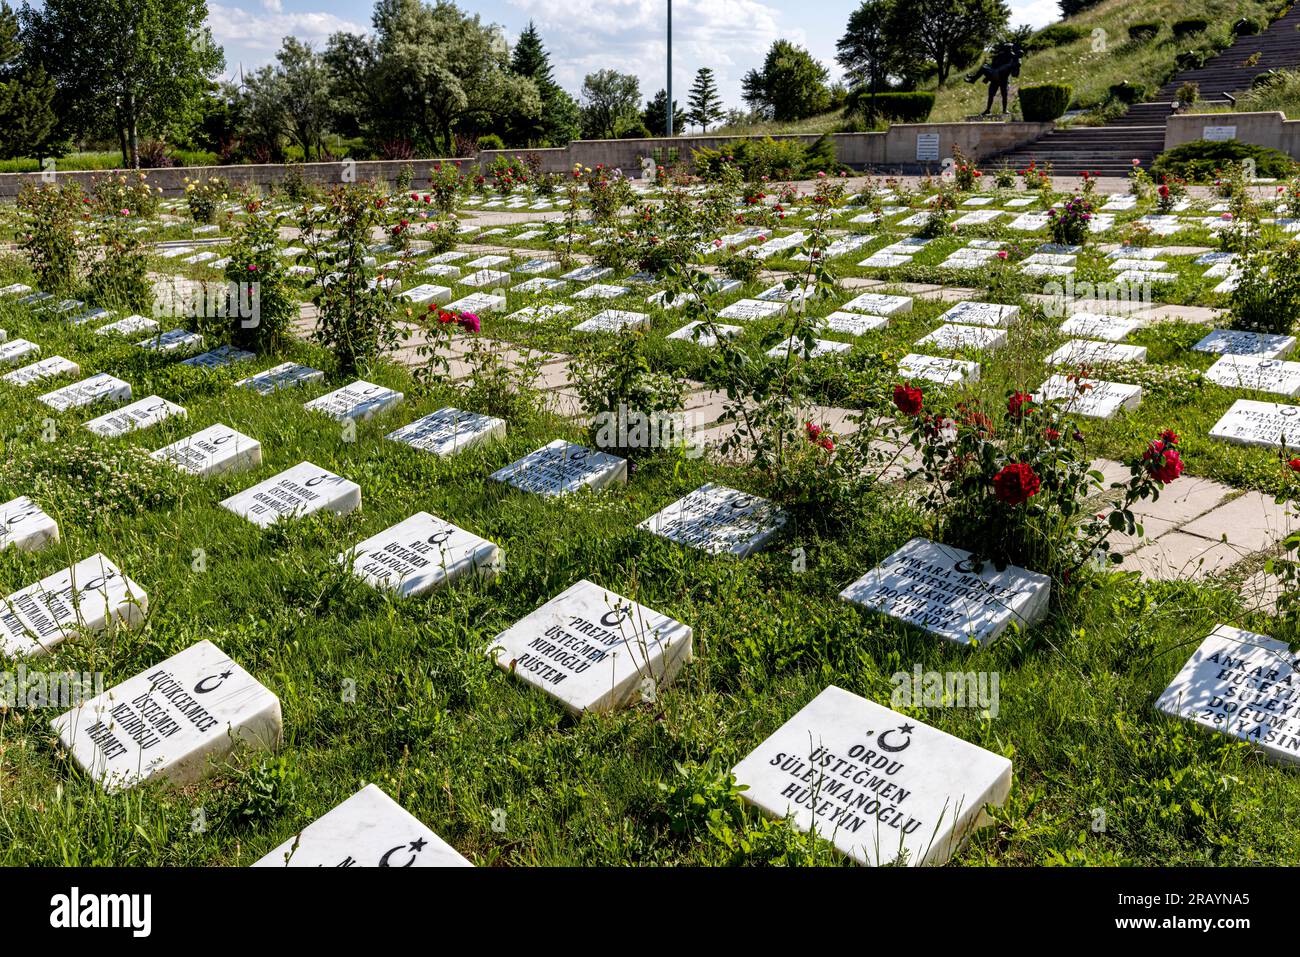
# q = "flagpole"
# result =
<box><xmin>666</xmin><ymin>0</ymin><xmax>673</xmax><ymax>136</ymax></box>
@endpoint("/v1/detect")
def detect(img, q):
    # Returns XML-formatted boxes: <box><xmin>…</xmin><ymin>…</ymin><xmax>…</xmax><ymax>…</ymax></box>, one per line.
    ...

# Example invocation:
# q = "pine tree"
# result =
<box><xmin>641</xmin><ymin>88</ymin><xmax>685</xmax><ymax>137</ymax></box>
<box><xmin>687</xmin><ymin>67</ymin><xmax>724</xmax><ymax>133</ymax></box>
<box><xmin>507</xmin><ymin>21</ymin><xmax>578</xmax><ymax>147</ymax></box>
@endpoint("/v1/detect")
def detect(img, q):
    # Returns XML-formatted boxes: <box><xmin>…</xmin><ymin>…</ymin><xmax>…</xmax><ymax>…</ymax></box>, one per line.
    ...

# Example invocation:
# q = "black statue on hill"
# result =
<box><xmin>967</xmin><ymin>41</ymin><xmax>1024</xmax><ymax>115</ymax></box>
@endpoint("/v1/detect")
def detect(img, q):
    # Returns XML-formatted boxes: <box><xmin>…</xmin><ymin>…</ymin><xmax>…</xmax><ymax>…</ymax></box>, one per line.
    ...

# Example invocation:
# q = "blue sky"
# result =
<box><xmin>209</xmin><ymin>0</ymin><xmax>1062</xmax><ymax>107</ymax></box>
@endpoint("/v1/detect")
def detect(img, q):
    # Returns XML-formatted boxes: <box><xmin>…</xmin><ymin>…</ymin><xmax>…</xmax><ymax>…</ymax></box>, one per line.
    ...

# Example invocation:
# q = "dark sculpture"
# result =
<box><xmin>966</xmin><ymin>41</ymin><xmax>1024</xmax><ymax>115</ymax></box>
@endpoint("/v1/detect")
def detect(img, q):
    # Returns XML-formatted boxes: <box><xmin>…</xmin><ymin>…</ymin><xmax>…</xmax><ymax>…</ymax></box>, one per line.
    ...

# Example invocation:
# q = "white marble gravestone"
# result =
<box><xmin>0</xmin><ymin>496</ymin><xmax>58</xmax><ymax>553</ymax></box>
<box><xmin>1210</xmin><ymin>399</ymin><xmax>1300</xmax><ymax>447</ymax></box>
<box><xmin>0</xmin><ymin>553</ymin><xmax>147</xmax><ymax>658</ymax></box>
<box><xmin>152</xmin><ymin>423</ymin><xmax>262</xmax><ymax>477</ymax></box>
<box><xmin>399</xmin><ymin>284</ymin><xmax>452</xmax><ymax>306</ymax></box>
<box><xmin>3</xmin><ymin>356</ymin><xmax>78</xmax><ymax>387</ymax></box>
<box><xmin>1204</xmin><ymin>355</ymin><xmax>1300</xmax><ymax>397</ymax></box>
<box><xmin>572</xmin><ymin>283</ymin><xmax>629</xmax><ymax>301</ymax></box>
<box><xmin>386</xmin><ymin>407</ymin><xmax>506</xmax><ymax>456</ymax></box>
<box><xmin>1045</xmin><ymin>340</ymin><xmax>1146</xmax><ymax>367</ymax></box>
<box><xmin>820</xmin><ymin>312</ymin><xmax>888</xmax><ymax>336</ymax></box>
<box><xmin>765</xmin><ymin>336</ymin><xmax>851</xmax><ymax>360</ymax></box>
<box><xmin>97</xmin><ymin>315</ymin><xmax>160</xmax><ymax>338</ymax></box>
<box><xmin>221</xmin><ymin>461</ymin><xmax>361</xmax><ymax>528</ymax></box>
<box><xmin>1059</xmin><ymin>313</ymin><xmax>1141</xmax><ymax>342</ymax></box>
<box><xmin>52</xmin><ymin>639</ymin><xmax>282</xmax><ymax>792</ymax></box>
<box><xmin>137</xmin><ymin>329</ymin><xmax>204</xmax><ymax>354</ymax></box>
<box><xmin>491</xmin><ymin>440</ymin><xmax>626</xmax><ymax>497</ymax></box>
<box><xmin>638</xmin><ymin>483</ymin><xmax>788</xmax><ymax>557</ymax></box>
<box><xmin>39</xmin><ymin>373</ymin><xmax>132</xmax><ymax>412</ymax></box>
<box><xmin>304</xmin><ymin>380</ymin><xmax>404</xmax><ymax>422</ymax></box>
<box><xmin>571</xmin><ymin>309</ymin><xmax>650</xmax><ymax>334</ymax></box>
<box><xmin>445</xmin><ymin>293</ymin><xmax>506</xmax><ymax>315</ymax></box>
<box><xmin>666</xmin><ymin>321</ymin><xmax>740</xmax><ymax>347</ymax></box>
<box><xmin>717</xmin><ymin>299</ymin><xmax>787</xmax><ymax>322</ymax></box>
<box><xmin>84</xmin><ymin>396</ymin><xmax>187</xmax><ymax>437</ymax></box>
<box><xmin>486</xmin><ymin>579</ymin><xmax>693</xmax><ymax>714</ymax></box>
<box><xmin>1034</xmin><ymin>374</ymin><xmax>1141</xmax><ymax>419</ymax></box>
<box><xmin>898</xmin><ymin>353</ymin><xmax>980</xmax><ymax>386</ymax></box>
<box><xmin>0</xmin><ymin>338</ymin><xmax>40</xmax><ymax>368</ymax></box>
<box><xmin>840</xmin><ymin>538</ymin><xmax>1050</xmax><ymax>645</ymax></box>
<box><xmin>341</xmin><ymin>511</ymin><xmax>500</xmax><ymax>597</ymax></box>
<box><xmin>253</xmin><ymin>784</ymin><xmax>472</xmax><ymax>867</ymax></box>
<box><xmin>841</xmin><ymin>292</ymin><xmax>912</xmax><ymax>316</ymax></box>
<box><xmin>1195</xmin><ymin>329</ymin><xmax>1295</xmax><ymax>360</ymax></box>
<box><xmin>1155</xmin><ymin>625</ymin><xmax>1300</xmax><ymax>765</ymax></box>
<box><xmin>237</xmin><ymin>362</ymin><xmax>324</xmax><ymax>395</ymax></box>
<box><xmin>917</xmin><ymin>324</ymin><xmax>1006</xmax><ymax>353</ymax></box>
<box><xmin>731</xmin><ymin>685</ymin><xmax>1012</xmax><ymax>866</ymax></box>
<box><xmin>181</xmin><ymin>344</ymin><xmax>256</xmax><ymax>370</ymax></box>
<box><xmin>938</xmin><ymin>302</ymin><xmax>1020</xmax><ymax>328</ymax></box>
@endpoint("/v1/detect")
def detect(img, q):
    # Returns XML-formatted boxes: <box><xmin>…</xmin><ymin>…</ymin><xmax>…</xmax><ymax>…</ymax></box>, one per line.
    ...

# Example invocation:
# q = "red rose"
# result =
<box><xmin>1045</xmin><ymin>427</ymin><xmax>1061</xmax><ymax>442</ymax></box>
<box><xmin>993</xmin><ymin>463</ymin><xmax>1041</xmax><ymax>506</ymax></box>
<box><xmin>1289</xmin><ymin>458</ymin><xmax>1300</xmax><ymax>472</ymax></box>
<box><xmin>1008</xmin><ymin>391</ymin><xmax>1034</xmax><ymax>420</ymax></box>
<box><xmin>893</xmin><ymin>384</ymin><xmax>923</xmax><ymax>416</ymax></box>
<box><xmin>1144</xmin><ymin>443</ymin><xmax>1184</xmax><ymax>484</ymax></box>
<box><xmin>1159</xmin><ymin>429</ymin><xmax>1179</xmax><ymax>446</ymax></box>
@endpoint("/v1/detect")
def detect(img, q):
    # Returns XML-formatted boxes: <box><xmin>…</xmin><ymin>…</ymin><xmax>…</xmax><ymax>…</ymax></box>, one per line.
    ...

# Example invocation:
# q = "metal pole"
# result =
<box><xmin>667</xmin><ymin>0</ymin><xmax>673</xmax><ymax>136</ymax></box>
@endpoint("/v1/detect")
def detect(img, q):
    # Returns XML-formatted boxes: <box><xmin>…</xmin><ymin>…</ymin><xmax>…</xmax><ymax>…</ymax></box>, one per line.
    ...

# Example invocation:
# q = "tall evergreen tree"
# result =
<box><xmin>507</xmin><ymin>20</ymin><xmax>578</xmax><ymax>147</ymax></box>
<box><xmin>0</xmin><ymin>1</ymin><xmax>56</xmax><ymax>158</ymax></box>
<box><xmin>687</xmin><ymin>67</ymin><xmax>724</xmax><ymax>133</ymax></box>
<box><xmin>641</xmin><ymin>88</ymin><xmax>685</xmax><ymax>137</ymax></box>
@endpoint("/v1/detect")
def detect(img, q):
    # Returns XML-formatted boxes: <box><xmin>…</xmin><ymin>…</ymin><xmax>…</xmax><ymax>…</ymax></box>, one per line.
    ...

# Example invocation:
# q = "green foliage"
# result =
<box><xmin>1229</xmin><ymin>239</ymin><xmax>1300</xmax><ymax>336</ymax></box>
<box><xmin>223</xmin><ymin>197</ymin><xmax>298</xmax><ymax>353</ymax></box>
<box><xmin>687</xmin><ymin>67</ymin><xmax>725</xmax><ymax>133</ymax></box>
<box><xmin>1017</xmin><ymin>83</ymin><xmax>1072</xmax><ymax>121</ymax></box>
<box><xmin>570</xmin><ymin>329</ymin><xmax>687</xmax><ymax>460</ymax></box>
<box><xmin>1026</xmin><ymin>24</ymin><xmax>1086</xmax><ymax>50</ymax></box>
<box><xmin>641</xmin><ymin>89</ymin><xmax>686</xmax><ymax>137</ymax></box>
<box><xmin>742</xmin><ymin>39</ymin><xmax>832</xmax><ymax>122</ymax></box>
<box><xmin>693</xmin><ymin>135</ymin><xmax>841</xmax><ymax>182</ymax></box>
<box><xmin>579</xmin><ymin>69</ymin><xmax>641</xmax><ymax>139</ymax></box>
<box><xmin>1127</xmin><ymin>23</ymin><xmax>1160</xmax><ymax>42</ymax></box>
<box><xmin>1172</xmin><ymin>17</ymin><xmax>1210</xmax><ymax>38</ymax></box>
<box><xmin>297</xmin><ymin>183</ymin><xmax>404</xmax><ymax>376</ymax></box>
<box><xmin>1152</xmin><ymin>140</ymin><xmax>1298</xmax><ymax>183</ymax></box>
<box><xmin>84</xmin><ymin>209</ymin><xmax>150</xmax><ymax>312</ymax></box>
<box><xmin>16</xmin><ymin>180</ymin><xmax>82</xmax><ymax>296</ymax></box>
<box><xmin>476</xmin><ymin>133</ymin><xmax>505</xmax><ymax>152</ymax></box>
<box><xmin>859</xmin><ymin>91</ymin><xmax>937</xmax><ymax>122</ymax></box>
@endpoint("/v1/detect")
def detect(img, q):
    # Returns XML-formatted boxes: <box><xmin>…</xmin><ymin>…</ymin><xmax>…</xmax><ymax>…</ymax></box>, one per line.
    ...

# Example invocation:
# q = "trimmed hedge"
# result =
<box><xmin>1172</xmin><ymin>18</ymin><xmax>1209</xmax><ymax>38</ymax></box>
<box><xmin>1128</xmin><ymin>23</ymin><xmax>1159</xmax><ymax>42</ymax></box>
<box><xmin>870</xmin><ymin>91</ymin><xmax>936</xmax><ymax>122</ymax></box>
<box><xmin>1028</xmin><ymin>24</ymin><xmax>1087</xmax><ymax>50</ymax></box>
<box><xmin>1151</xmin><ymin>139</ymin><xmax>1298</xmax><ymax>183</ymax></box>
<box><xmin>1018</xmin><ymin>83</ymin><xmax>1073</xmax><ymax>122</ymax></box>
<box><xmin>1109</xmin><ymin>81</ymin><xmax>1150</xmax><ymax>104</ymax></box>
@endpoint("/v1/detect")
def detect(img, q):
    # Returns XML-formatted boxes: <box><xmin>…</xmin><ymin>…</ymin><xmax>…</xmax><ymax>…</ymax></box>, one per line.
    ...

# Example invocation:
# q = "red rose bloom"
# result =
<box><xmin>893</xmin><ymin>384</ymin><xmax>923</xmax><ymax>416</ymax></box>
<box><xmin>993</xmin><ymin>463</ymin><xmax>1041</xmax><ymax>506</ymax></box>
<box><xmin>1289</xmin><ymin>458</ymin><xmax>1300</xmax><ymax>472</ymax></box>
<box><xmin>1045</xmin><ymin>427</ymin><xmax>1061</xmax><ymax>442</ymax></box>
<box><xmin>1144</xmin><ymin>442</ymin><xmax>1184</xmax><ymax>484</ymax></box>
<box><xmin>1008</xmin><ymin>391</ymin><xmax>1034</xmax><ymax>420</ymax></box>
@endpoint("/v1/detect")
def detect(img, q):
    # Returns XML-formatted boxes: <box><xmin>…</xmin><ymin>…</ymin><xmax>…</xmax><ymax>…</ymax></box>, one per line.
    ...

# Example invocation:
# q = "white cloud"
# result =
<box><xmin>509</xmin><ymin>0</ymin><xmax>793</xmax><ymax>110</ymax></box>
<box><xmin>208</xmin><ymin>3</ymin><xmax>367</xmax><ymax>75</ymax></box>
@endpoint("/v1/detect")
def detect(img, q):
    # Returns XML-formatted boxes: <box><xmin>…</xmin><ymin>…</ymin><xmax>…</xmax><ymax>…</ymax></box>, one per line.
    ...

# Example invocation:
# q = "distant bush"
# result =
<box><xmin>1172</xmin><ymin>18</ymin><xmax>1210</xmax><ymax>38</ymax></box>
<box><xmin>475</xmin><ymin>133</ymin><xmax>505</xmax><ymax>152</ymax></box>
<box><xmin>614</xmin><ymin>118</ymin><xmax>652</xmax><ymax>140</ymax></box>
<box><xmin>848</xmin><ymin>90</ymin><xmax>935</xmax><ymax>123</ymax></box>
<box><xmin>693</xmin><ymin>134</ymin><xmax>842</xmax><ymax>181</ymax></box>
<box><xmin>1151</xmin><ymin>140</ymin><xmax>1298</xmax><ymax>183</ymax></box>
<box><xmin>1018</xmin><ymin>83</ymin><xmax>1073</xmax><ymax>122</ymax></box>
<box><xmin>1128</xmin><ymin>23</ymin><xmax>1160</xmax><ymax>42</ymax></box>
<box><xmin>1109</xmin><ymin>81</ymin><xmax>1150</xmax><ymax>104</ymax></box>
<box><xmin>1028</xmin><ymin>24</ymin><xmax>1087</xmax><ymax>50</ymax></box>
<box><xmin>1176</xmin><ymin>50</ymin><xmax>1209</xmax><ymax>71</ymax></box>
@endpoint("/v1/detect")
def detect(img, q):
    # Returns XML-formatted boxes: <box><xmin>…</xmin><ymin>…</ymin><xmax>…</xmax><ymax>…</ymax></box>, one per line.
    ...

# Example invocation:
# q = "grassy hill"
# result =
<box><xmin>715</xmin><ymin>0</ymin><xmax>1292</xmax><ymax>138</ymax></box>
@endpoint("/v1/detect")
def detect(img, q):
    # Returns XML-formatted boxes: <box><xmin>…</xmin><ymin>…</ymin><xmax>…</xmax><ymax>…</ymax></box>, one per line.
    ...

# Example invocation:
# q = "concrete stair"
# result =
<box><xmin>984</xmin><ymin>5</ymin><xmax>1300</xmax><ymax>177</ymax></box>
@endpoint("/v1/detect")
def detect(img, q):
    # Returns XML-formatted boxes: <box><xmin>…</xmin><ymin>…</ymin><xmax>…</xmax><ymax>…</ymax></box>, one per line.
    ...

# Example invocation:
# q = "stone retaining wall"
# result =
<box><xmin>0</xmin><ymin>122</ymin><xmax>1055</xmax><ymax>198</ymax></box>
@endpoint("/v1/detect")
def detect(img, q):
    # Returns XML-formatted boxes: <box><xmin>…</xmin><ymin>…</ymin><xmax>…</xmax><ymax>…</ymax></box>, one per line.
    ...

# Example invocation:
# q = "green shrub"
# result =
<box><xmin>614</xmin><ymin>118</ymin><xmax>652</xmax><ymax>140</ymax></box>
<box><xmin>1151</xmin><ymin>140</ymin><xmax>1298</xmax><ymax>183</ymax></box>
<box><xmin>1027</xmin><ymin>24</ymin><xmax>1087</xmax><ymax>50</ymax></box>
<box><xmin>693</xmin><ymin>135</ymin><xmax>844</xmax><ymax>181</ymax></box>
<box><xmin>1229</xmin><ymin>241</ymin><xmax>1300</xmax><ymax>336</ymax></box>
<box><xmin>1128</xmin><ymin>23</ymin><xmax>1159</xmax><ymax>42</ymax></box>
<box><xmin>868</xmin><ymin>91</ymin><xmax>936</xmax><ymax>122</ymax></box>
<box><xmin>476</xmin><ymin>133</ymin><xmax>505</xmax><ymax>152</ymax></box>
<box><xmin>1018</xmin><ymin>83</ymin><xmax>1073</xmax><ymax>122</ymax></box>
<box><xmin>1176</xmin><ymin>50</ymin><xmax>1209</xmax><ymax>71</ymax></box>
<box><xmin>1109</xmin><ymin>81</ymin><xmax>1150</xmax><ymax>104</ymax></box>
<box><xmin>1233</xmin><ymin>17</ymin><xmax>1263</xmax><ymax>36</ymax></box>
<box><xmin>1172</xmin><ymin>18</ymin><xmax>1209</xmax><ymax>38</ymax></box>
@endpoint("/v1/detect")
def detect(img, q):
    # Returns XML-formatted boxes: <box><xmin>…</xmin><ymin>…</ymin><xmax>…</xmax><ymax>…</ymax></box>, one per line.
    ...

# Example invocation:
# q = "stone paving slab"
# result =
<box><xmin>1180</xmin><ymin>491</ymin><xmax>1298</xmax><ymax>553</ymax></box>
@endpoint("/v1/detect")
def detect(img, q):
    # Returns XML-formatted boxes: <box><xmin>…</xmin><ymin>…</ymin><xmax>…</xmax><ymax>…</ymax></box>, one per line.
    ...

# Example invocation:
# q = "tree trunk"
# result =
<box><xmin>124</xmin><ymin>90</ymin><xmax>139</xmax><ymax>169</ymax></box>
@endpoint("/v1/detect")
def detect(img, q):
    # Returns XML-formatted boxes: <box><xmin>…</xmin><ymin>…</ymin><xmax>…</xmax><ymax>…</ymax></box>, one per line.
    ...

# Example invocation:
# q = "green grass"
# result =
<box><xmin>1</xmin><ymin>181</ymin><xmax>1299</xmax><ymax>866</ymax></box>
